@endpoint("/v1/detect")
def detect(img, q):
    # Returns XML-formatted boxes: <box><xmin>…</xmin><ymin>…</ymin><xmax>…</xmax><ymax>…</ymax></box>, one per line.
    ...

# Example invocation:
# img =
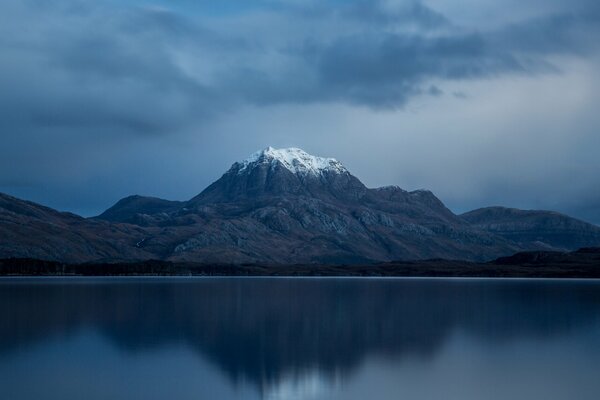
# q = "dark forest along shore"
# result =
<box><xmin>2</xmin><ymin>247</ymin><xmax>600</xmax><ymax>278</ymax></box>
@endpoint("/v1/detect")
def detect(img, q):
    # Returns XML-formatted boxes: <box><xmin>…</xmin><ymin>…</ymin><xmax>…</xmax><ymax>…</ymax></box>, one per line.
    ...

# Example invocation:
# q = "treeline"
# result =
<box><xmin>0</xmin><ymin>258</ymin><xmax>259</xmax><ymax>276</ymax></box>
<box><xmin>1</xmin><ymin>249</ymin><xmax>599</xmax><ymax>278</ymax></box>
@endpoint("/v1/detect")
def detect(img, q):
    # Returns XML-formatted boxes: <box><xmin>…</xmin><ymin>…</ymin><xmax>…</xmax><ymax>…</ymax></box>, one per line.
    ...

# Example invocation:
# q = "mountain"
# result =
<box><xmin>189</xmin><ymin>147</ymin><xmax>366</xmax><ymax>204</ymax></box>
<box><xmin>1</xmin><ymin>147</ymin><xmax>598</xmax><ymax>264</ymax></box>
<box><xmin>147</xmin><ymin>147</ymin><xmax>518</xmax><ymax>263</ymax></box>
<box><xmin>461</xmin><ymin>207</ymin><xmax>600</xmax><ymax>251</ymax></box>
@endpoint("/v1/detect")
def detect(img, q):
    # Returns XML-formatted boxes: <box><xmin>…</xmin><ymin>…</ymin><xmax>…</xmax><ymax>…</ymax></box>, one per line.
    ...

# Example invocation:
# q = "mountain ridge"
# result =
<box><xmin>1</xmin><ymin>147</ymin><xmax>599</xmax><ymax>264</ymax></box>
<box><xmin>461</xmin><ymin>206</ymin><xmax>600</xmax><ymax>251</ymax></box>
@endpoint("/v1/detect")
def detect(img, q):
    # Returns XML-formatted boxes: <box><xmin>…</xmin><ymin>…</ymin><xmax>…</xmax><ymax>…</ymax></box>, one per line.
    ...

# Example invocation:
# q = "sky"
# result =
<box><xmin>1</xmin><ymin>0</ymin><xmax>599</xmax><ymax>223</ymax></box>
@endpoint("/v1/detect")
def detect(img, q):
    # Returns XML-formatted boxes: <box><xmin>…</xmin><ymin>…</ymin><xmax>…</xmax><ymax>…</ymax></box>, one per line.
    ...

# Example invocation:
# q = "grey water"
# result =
<box><xmin>1</xmin><ymin>278</ymin><xmax>600</xmax><ymax>400</ymax></box>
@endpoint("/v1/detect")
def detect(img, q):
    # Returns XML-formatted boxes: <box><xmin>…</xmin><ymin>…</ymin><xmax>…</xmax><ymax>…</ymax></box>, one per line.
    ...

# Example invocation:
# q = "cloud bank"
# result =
<box><xmin>1</xmin><ymin>0</ymin><xmax>599</xmax><ymax>223</ymax></box>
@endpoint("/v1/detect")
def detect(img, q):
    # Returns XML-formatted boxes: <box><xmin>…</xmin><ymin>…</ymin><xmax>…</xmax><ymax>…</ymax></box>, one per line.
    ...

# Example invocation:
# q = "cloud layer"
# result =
<box><xmin>1</xmin><ymin>0</ymin><xmax>600</xmax><ymax>223</ymax></box>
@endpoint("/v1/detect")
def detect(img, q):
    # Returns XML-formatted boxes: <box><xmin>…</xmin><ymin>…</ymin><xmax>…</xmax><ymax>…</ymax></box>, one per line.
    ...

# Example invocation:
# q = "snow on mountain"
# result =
<box><xmin>236</xmin><ymin>147</ymin><xmax>348</xmax><ymax>176</ymax></box>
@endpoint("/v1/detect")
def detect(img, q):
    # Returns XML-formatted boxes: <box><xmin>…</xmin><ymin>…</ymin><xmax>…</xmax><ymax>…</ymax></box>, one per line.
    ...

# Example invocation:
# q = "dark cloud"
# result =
<box><xmin>2</xmin><ymin>0</ymin><xmax>599</xmax><ymax>129</ymax></box>
<box><xmin>309</xmin><ymin>32</ymin><xmax>522</xmax><ymax>107</ymax></box>
<box><xmin>204</xmin><ymin>1</ymin><xmax>600</xmax><ymax>108</ymax></box>
<box><xmin>491</xmin><ymin>7</ymin><xmax>600</xmax><ymax>56</ymax></box>
<box><xmin>0</xmin><ymin>0</ymin><xmax>599</xmax><ymax>222</ymax></box>
<box><xmin>0</xmin><ymin>2</ymin><xmax>222</xmax><ymax>138</ymax></box>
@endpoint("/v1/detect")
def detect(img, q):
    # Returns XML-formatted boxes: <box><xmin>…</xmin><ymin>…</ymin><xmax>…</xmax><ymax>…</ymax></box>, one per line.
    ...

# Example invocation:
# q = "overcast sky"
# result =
<box><xmin>2</xmin><ymin>0</ymin><xmax>599</xmax><ymax>223</ymax></box>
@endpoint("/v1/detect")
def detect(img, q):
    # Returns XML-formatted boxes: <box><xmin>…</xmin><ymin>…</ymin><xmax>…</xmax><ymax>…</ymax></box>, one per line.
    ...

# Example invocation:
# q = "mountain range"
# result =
<box><xmin>2</xmin><ymin>147</ymin><xmax>599</xmax><ymax>264</ymax></box>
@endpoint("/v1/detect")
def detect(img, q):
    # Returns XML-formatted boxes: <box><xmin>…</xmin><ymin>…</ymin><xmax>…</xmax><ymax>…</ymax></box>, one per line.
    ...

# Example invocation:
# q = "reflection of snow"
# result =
<box><xmin>262</xmin><ymin>370</ymin><xmax>341</xmax><ymax>400</ymax></box>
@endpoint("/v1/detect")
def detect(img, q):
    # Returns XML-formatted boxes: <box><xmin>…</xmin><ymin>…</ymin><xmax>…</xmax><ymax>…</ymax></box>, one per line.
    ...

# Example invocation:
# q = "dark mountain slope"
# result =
<box><xmin>0</xmin><ymin>193</ymin><xmax>151</xmax><ymax>263</ymax></box>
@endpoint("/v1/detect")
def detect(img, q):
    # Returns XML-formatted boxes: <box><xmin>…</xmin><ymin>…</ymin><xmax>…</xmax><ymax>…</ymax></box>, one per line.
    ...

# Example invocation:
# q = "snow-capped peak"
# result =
<box><xmin>236</xmin><ymin>147</ymin><xmax>348</xmax><ymax>176</ymax></box>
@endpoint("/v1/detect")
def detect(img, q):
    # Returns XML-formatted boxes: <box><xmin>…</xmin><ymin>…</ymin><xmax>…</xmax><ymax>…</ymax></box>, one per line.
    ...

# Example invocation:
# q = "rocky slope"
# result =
<box><xmin>0</xmin><ymin>193</ymin><xmax>151</xmax><ymax>263</ymax></box>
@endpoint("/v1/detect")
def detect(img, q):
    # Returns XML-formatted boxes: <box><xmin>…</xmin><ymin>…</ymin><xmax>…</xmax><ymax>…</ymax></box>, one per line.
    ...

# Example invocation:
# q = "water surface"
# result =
<box><xmin>1</xmin><ymin>277</ymin><xmax>599</xmax><ymax>400</ymax></box>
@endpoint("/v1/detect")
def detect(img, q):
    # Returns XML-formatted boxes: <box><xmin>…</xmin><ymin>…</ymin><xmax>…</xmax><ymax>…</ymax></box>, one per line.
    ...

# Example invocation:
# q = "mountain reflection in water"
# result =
<box><xmin>1</xmin><ymin>278</ymin><xmax>600</xmax><ymax>400</ymax></box>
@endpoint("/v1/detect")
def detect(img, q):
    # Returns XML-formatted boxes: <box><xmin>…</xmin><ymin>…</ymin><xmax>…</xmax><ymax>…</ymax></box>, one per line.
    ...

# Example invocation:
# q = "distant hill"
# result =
<box><xmin>0</xmin><ymin>192</ymin><xmax>151</xmax><ymax>263</ymax></box>
<box><xmin>96</xmin><ymin>195</ymin><xmax>184</xmax><ymax>226</ymax></box>
<box><xmin>461</xmin><ymin>207</ymin><xmax>600</xmax><ymax>251</ymax></box>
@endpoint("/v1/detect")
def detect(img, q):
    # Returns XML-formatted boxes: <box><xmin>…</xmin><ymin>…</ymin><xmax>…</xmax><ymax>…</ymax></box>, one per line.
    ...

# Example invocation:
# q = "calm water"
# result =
<box><xmin>1</xmin><ymin>278</ymin><xmax>600</xmax><ymax>400</ymax></box>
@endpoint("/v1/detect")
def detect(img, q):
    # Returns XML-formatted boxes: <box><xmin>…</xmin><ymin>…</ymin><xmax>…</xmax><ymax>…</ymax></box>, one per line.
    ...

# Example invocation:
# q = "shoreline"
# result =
<box><xmin>1</xmin><ymin>258</ymin><xmax>599</xmax><ymax>279</ymax></box>
<box><xmin>2</xmin><ymin>247</ymin><xmax>599</xmax><ymax>278</ymax></box>
<box><xmin>2</xmin><ymin>275</ymin><xmax>600</xmax><ymax>281</ymax></box>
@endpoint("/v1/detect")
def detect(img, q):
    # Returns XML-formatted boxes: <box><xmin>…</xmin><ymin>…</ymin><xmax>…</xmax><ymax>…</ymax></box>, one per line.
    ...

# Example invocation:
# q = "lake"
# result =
<box><xmin>1</xmin><ymin>277</ymin><xmax>599</xmax><ymax>400</ymax></box>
